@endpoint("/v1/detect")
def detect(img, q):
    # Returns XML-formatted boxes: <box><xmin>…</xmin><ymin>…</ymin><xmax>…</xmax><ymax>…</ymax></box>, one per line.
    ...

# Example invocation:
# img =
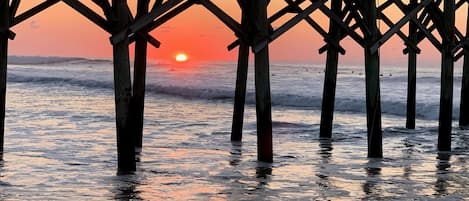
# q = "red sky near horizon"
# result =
<box><xmin>7</xmin><ymin>1</ymin><xmax>468</xmax><ymax>66</ymax></box>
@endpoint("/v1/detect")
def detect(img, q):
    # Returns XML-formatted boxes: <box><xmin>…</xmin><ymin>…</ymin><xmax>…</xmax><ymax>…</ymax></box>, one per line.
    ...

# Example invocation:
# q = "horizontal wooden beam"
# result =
<box><xmin>7</xmin><ymin>30</ymin><xmax>15</xmax><ymax>40</ymax></box>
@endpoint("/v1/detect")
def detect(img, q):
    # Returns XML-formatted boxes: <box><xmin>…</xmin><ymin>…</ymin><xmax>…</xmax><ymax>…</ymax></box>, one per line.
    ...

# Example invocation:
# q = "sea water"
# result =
<box><xmin>0</xmin><ymin>56</ymin><xmax>468</xmax><ymax>200</ymax></box>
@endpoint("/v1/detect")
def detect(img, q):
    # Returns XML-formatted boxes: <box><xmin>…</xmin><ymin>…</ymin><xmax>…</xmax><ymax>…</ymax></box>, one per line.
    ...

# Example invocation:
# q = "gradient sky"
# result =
<box><xmin>7</xmin><ymin>1</ymin><xmax>468</xmax><ymax>65</ymax></box>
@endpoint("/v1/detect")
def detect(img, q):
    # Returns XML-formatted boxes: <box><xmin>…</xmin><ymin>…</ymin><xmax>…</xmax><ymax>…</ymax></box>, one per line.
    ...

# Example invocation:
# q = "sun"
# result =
<box><xmin>175</xmin><ymin>53</ymin><xmax>188</xmax><ymax>62</ymax></box>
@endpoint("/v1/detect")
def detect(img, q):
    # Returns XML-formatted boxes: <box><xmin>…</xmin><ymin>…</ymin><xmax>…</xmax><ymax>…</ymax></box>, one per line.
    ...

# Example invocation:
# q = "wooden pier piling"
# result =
<box><xmin>459</xmin><ymin>3</ymin><xmax>469</xmax><ymax>127</ymax></box>
<box><xmin>438</xmin><ymin>0</ymin><xmax>455</xmax><ymax>151</ymax></box>
<box><xmin>406</xmin><ymin>0</ymin><xmax>418</xmax><ymax>129</ymax></box>
<box><xmin>320</xmin><ymin>0</ymin><xmax>342</xmax><ymax>138</ymax></box>
<box><xmin>131</xmin><ymin>0</ymin><xmax>150</xmax><ymax>151</ymax></box>
<box><xmin>112</xmin><ymin>0</ymin><xmax>136</xmax><ymax>172</ymax></box>
<box><xmin>250</xmin><ymin>0</ymin><xmax>273</xmax><ymax>162</ymax></box>
<box><xmin>231</xmin><ymin>13</ymin><xmax>249</xmax><ymax>142</ymax></box>
<box><xmin>362</xmin><ymin>0</ymin><xmax>383</xmax><ymax>158</ymax></box>
<box><xmin>0</xmin><ymin>0</ymin><xmax>9</xmax><ymax>160</ymax></box>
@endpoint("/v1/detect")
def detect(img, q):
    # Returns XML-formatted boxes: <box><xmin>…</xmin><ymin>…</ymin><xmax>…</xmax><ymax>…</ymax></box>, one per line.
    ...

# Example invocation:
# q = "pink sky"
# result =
<box><xmin>7</xmin><ymin>1</ymin><xmax>466</xmax><ymax>65</ymax></box>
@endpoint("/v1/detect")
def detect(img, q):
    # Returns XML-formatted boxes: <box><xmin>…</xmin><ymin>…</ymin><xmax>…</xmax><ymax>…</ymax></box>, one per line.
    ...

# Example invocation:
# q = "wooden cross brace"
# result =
<box><xmin>228</xmin><ymin>0</ymin><xmax>307</xmax><ymax>51</ymax></box>
<box><xmin>453</xmin><ymin>0</ymin><xmax>469</xmax><ymax>61</ymax></box>
<box><xmin>110</xmin><ymin>0</ymin><xmax>185</xmax><ymax>45</ymax></box>
<box><xmin>228</xmin><ymin>0</ymin><xmax>328</xmax><ymax>54</ymax></box>
<box><xmin>6</xmin><ymin>0</ymin><xmax>161</xmax><ymax>48</ymax></box>
<box><xmin>61</xmin><ymin>0</ymin><xmax>161</xmax><ymax>48</ymax></box>
<box><xmin>319</xmin><ymin>0</ymin><xmax>367</xmax><ymax>48</ymax></box>
<box><xmin>370</xmin><ymin>0</ymin><xmax>433</xmax><ymax>54</ymax></box>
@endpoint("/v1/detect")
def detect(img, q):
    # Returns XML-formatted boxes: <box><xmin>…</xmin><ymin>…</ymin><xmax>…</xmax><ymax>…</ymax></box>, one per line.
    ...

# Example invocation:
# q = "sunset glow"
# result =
<box><xmin>175</xmin><ymin>53</ymin><xmax>188</xmax><ymax>62</ymax></box>
<box><xmin>7</xmin><ymin>1</ymin><xmax>462</xmax><ymax>63</ymax></box>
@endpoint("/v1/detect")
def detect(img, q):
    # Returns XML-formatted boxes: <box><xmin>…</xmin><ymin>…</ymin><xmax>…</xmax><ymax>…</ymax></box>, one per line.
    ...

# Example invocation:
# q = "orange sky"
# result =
<box><xmin>7</xmin><ymin>1</ymin><xmax>468</xmax><ymax>65</ymax></box>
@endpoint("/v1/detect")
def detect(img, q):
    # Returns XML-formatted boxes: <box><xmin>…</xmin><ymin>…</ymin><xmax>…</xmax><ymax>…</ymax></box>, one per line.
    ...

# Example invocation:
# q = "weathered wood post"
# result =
<box><xmin>438</xmin><ymin>0</ymin><xmax>455</xmax><ymax>151</ymax></box>
<box><xmin>459</xmin><ymin>3</ymin><xmax>469</xmax><ymax>127</ymax></box>
<box><xmin>249</xmin><ymin>0</ymin><xmax>273</xmax><ymax>162</ymax></box>
<box><xmin>0</xmin><ymin>0</ymin><xmax>9</xmax><ymax>160</ymax></box>
<box><xmin>231</xmin><ymin>10</ymin><xmax>249</xmax><ymax>142</ymax></box>
<box><xmin>319</xmin><ymin>0</ymin><xmax>342</xmax><ymax>138</ymax></box>
<box><xmin>131</xmin><ymin>0</ymin><xmax>150</xmax><ymax>151</ymax></box>
<box><xmin>406</xmin><ymin>0</ymin><xmax>418</xmax><ymax>129</ymax></box>
<box><xmin>362</xmin><ymin>0</ymin><xmax>383</xmax><ymax>158</ymax></box>
<box><xmin>111</xmin><ymin>0</ymin><xmax>136</xmax><ymax>172</ymax></box>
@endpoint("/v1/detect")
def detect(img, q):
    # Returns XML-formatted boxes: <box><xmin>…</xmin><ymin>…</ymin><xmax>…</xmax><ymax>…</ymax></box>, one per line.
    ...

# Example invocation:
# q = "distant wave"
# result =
<box><xmin>7</xmin><ymin>56</ymin><xmax>111</xmax><ymax>65</ymax></box>
<box><xmin>6</xmin><ymin>73</ymin><xmax>456</xmax><ymax>121</ymax></box>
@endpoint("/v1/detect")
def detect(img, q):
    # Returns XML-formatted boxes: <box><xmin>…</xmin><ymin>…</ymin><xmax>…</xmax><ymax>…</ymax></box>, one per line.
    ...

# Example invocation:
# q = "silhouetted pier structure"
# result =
<box><xmin>0</xmin><ymin>0</ymin><xmax>468</xmax><ymax>172</ymax></box>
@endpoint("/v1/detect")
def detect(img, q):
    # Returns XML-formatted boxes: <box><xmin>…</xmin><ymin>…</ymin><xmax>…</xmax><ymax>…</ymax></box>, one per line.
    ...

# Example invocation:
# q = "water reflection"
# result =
<box><xmin>318</xmin><ymin>139</ymin><xmax>333</xmax><ymax>162</ymax></box>
<box><xmin>362</xmin><ymin>159</ymin><xmax>382</xmax><ymax>199</ymax></box>
<box><xmin>434</xmin><ymin>152</ymin><xmax>451</xmax><ymax>196</ymax></box>
<box><xmin>229</xmin><ymin>141</ymin><xmax>242</xmax><ymax>166</ymax></box>
<box><xmin>317</xmin><ymin>139</ymin><xmax>333</xmax><ymax>198</ymax></box>
<box><xmin>255</xmin><ymin>162</ymin><xmax>272</xmax><ymax>188</ymax></box>
<box><xmin>111</xmin><ymin>173</ymin><xmax>142</xmax><ymax>200</ymax></box>
<box><xmin>402</xmin><ymin>138</ymin><xmax>414</xmax><ymax>179</ymax></box>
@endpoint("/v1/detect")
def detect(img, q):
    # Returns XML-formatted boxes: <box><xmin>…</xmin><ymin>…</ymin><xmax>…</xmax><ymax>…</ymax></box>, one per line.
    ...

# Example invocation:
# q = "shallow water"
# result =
<box><xmin>1</xmin><ymin>57</ymin><xmax>468</xmax><ymax>200</ymax></box>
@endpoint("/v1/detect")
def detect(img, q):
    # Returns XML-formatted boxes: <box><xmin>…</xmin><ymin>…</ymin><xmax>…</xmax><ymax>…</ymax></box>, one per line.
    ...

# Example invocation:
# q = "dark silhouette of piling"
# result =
<box><xmin>111</xmin><ymin>0</ymin><xmax>136</xmax><ymax>172</ymax></box>
<box><xmin>0</xmin><ymin>0</ymin><xmax>9</xmax><ymax>160</ymax></box>
<box><xmin>250</xmin><ymin>0</ymin><xmax>273</xmax><ymax>162</ymax></box>
<box><xmin>231</xmin><ymin>14</ymin><xmax>249</xmax><ymax>142</ymax></box>
<box><xmin>362</xmin><ymin>0</ymin><xmax>383</xmax><ymax>158</ymax></box>
<box><xmin>460</xmin><ymin>4</ymin><xmax>469</xmax><ymax>127</ymax></box>
<box><xmin>131</xmin><ymin>0</ymin><xmax>150</xmax><ymax>151</ymax></box>
<box><xmin>406</xmin><ymin>0</ymin><xmax>418</xmax><ymax>129</ymax></box>
<box><xmin>320</xmin><ymin>0</ymin><xmax>342</xmax><ymax>138</ymax></box>
<box><xmin>438</xmin><ymin>0</ymin><xmax>455</xmax><ymax>151</ymax></box>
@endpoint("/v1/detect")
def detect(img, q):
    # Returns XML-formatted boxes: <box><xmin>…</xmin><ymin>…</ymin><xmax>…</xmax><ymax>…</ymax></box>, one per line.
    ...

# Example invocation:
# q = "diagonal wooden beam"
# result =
<box><xmin>92</xmin><ymin>0</ymin><xmax>113</xmax><ymax>20</ymax></box>
<box><xmin>110</xmin><ymin>0</ymin><xmax>184</xmax><ymax>45</ymax></box>
<box><xmin>62</xmin><ymin>0</ymin><xmax>111</xmax><ymax>33</ymax></box>
<box><xmin>12</xmin><ymin>0</ymin><xmax>60</xmax><ymax>27</ymax></box>
<box><xmin>198</xmin><ymin>0</ymin><xmax>245</xmax><ymax>40</ymax></box>
<box><xmin>319</xmin><ymin>4</ymin><xmax>365</xmax><ymax>46</ymax></box>
<box><xmin>370</xmin><ymin>0</ymin><xmax>432</xmax><ymax>54</ymax></box>
<box><xmin>343</xmin><ymin>0</ymin><xmax>371</xmax><ymax>37</ymax></box>
<box><xmin>129</xmin><ymin>0</ymin><xmax>195</xmax><ymax>47</ymax></box>
<box><xmin>228</xmin><ymin>0</ymin><xmax>308</xmax><ymax>51</ymax></box>
<box><xmin>146</xmin><ymin>0</ymin><xmax>194</xmax><ymax>32</ymax></box>
<box><xmin>318</xmin><ymin>15</ymin><xmax>362</xmax><ymax>54</ymax></box>
<box><xmin>152</xmin><ymin>0</ymin><xmax>163</xmax><ymax>11</ymax></box>
<box><xmin>252</xmin><ymin>0</ymin><xmax>326</xmax><ymax>53</ymax></box>
<box><xmin>379</xmin><ymin>13</ymin><xmax>420</xmax><ymax>54</ymax></box>
<box><xmin>411</xmin><ymin>16</ymin><xmax>442</xmax><ymax>50</ymax></box>
<box><xmin>9</xmin><ymin>0</ymin><xmax>21</xmax><ymax>22</ymax></box>
<box><xmin>304</xmin><ymin>16</ymin><xmax>346</xmax><ymax>55</ymax></box>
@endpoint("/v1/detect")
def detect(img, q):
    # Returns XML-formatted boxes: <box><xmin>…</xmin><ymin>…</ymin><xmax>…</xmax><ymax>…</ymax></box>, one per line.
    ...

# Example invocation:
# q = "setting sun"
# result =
<box><xmin>175</xmin><ymin>53</ymin><xmax>188</xmax><ymax>62</ymax></box>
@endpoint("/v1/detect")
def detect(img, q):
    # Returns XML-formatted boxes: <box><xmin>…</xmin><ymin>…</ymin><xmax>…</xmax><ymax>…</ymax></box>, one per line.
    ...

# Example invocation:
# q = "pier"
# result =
<box><xmin>0</xmin><ymin>0</ymin><xmax>468</xmax><ymax>172</ymax></box>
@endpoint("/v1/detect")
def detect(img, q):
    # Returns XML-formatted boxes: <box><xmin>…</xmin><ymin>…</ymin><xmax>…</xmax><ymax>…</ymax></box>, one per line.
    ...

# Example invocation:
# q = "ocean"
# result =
<box><xmin>1</xmin><ymin>55</ymin><xmax>468</xmax><ymax>200</ymax></box>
